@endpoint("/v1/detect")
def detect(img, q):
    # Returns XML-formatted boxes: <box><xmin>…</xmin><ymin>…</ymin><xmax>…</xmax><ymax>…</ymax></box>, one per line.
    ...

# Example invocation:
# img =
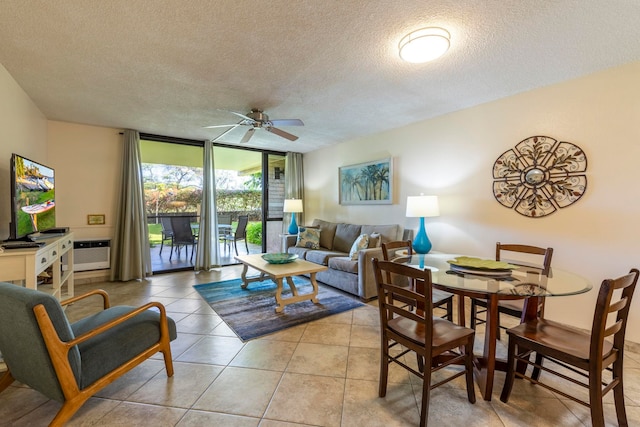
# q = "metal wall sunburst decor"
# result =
<box><xmin>492</xmin><ymin>135</ymin><xmax>587</xmax><ymax>218</ymax></box>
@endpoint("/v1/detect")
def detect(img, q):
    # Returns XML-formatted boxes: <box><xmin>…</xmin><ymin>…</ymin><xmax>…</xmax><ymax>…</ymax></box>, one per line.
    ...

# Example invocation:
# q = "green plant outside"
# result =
<box><xmin>246</xmin><ymin>222</ymin><xmax>262</xmax><ymax>245</ymax></box>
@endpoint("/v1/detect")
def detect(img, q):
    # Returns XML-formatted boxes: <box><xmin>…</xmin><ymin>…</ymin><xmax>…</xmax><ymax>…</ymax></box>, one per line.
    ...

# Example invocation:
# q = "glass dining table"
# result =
<box><xmin>393</xmin><ymin>252</ymin><xmax>593</xmax><ymax>401</ymax></box>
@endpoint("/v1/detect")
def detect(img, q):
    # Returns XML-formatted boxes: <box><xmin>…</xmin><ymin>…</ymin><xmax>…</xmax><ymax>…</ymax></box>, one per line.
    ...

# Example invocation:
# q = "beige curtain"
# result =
<box><xmin>195</xmin><ymin>140</ymin><xmax>221</xmax><ymax>270</ymax></box>
<box><xmin>285</xmin><ymin>152</ymin><xmax>304</xmax><ymax>230</ymax></box>
<box><xmin>110</xmin><ymin>130</ymin><xmax>152</xmax><ymax>281</ymax></box>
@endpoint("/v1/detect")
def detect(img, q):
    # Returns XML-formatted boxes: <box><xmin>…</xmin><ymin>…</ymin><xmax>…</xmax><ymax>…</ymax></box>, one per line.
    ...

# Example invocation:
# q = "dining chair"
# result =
<box><xmin>0</xmin><ymin>282</ymin><xmax>176</xmax><ymax>426</ymax></box>
<box><xmin>500</xmin><ymin>268</ymin><xmax>638</xmax><ymax>427</ymax></box>
<box><xmin>470</xmin><ymin>243</ymin><xmax>553</xmax><ymax>337</ymax></box>
<box><xmin>169</xmin><ymin>216</ymin><xmax>198</xmax><ymax>262</ymax></box>
<box><xmin>381</xmin><ymin>240</ymin><xmax>454</xmax><ymax>321</ymax></box>
<box><xmin>372</xmin><ymin>258</ymin><xmax>476</xmax><ymax>427</ymax></box>
<box><xmin>226</xmin><ymin>214</ymin><xmax>249</xmax><ymax>255</ymax></box>
<box><xmin>159</xmin><ymin>216</ymin><xmax>174</xmax><ymax>256</ymax></box>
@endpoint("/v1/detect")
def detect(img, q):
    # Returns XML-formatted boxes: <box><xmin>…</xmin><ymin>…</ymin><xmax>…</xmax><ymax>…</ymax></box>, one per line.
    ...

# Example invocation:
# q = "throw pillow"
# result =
<box><xmin>368</xmin><ymin>232</ymin><xmax>382</xmax><ymax>248</ymax></box>
<box><xmin>349</xmin><ymin>234</ymin><xmax>370</xmax><ymax>260</ymax></box>
<box><xmin>296</xmin><ymin>227</ymin><xmax>320</xmax><ymax>249</ymax></box>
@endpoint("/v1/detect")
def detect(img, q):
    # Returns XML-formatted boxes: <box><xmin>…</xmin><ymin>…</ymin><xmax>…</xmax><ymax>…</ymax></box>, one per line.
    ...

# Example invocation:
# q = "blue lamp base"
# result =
<box><xmin>288</xmin><ymin>214</ymin><xmax>298</xmax><ymax>235</ymax></box>
<box><xmin>412</xmin><ymin>217</ymin><xmax>433</xmax><ymax>254</ymax></box>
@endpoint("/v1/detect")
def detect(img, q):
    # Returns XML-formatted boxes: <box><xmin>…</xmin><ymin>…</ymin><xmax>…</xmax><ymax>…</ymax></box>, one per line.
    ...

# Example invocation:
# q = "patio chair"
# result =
<box><xmin>0</xmin><ymin>282</ymin><xmax>176</xmax><ymax>426</ymax></box>
<box><xmin>159</xmin><ymin>216</ymin><xmax>174</xmax><ymax>256</ymax></box>
<box><xmin>226</xmin><ymin>214</ymin><xmax>249</xmax><ymax>255</ymax></box>
<box><xmin>170</xmin><ymin>216</ymin><xmax>198</xmax><ymax>262</ymax></box>
<box><xmin>217</xmin><ymin>214</ymin><xmax>232</xmax><ymax>251</ymax></box>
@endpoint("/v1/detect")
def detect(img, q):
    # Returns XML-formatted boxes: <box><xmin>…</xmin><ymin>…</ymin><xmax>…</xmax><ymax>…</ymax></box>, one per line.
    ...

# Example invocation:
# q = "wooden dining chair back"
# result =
<box><xmin>227</xmin><ymin>215</ymin><xmax>249</xmax><ymax>255</ymax></box>
<box><xmin>470</xmin><ymin>242</ymin><xmax>553</xmax><ymax>336</ymax></box>
<box><xmin>169</xmin><ymin>216</ymin><xmax>198</xmax><ymax>261</ymax></box>
<box><xmin>500</xmin><ymin>268</ymin><xmax>639</xmax><ymax>427</ymax></box>
<box><xmin>381</xmin><ymin>240</ymin><xmax>454</xmax><ymax>321</ymax></box>
<box><xmin>372</xmin><ymin>258</ymin><xmax>476</xmax><ymax>427</ymax></box>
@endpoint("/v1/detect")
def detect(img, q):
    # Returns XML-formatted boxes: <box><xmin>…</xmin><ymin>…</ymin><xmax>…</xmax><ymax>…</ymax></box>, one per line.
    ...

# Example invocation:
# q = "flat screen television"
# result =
<box><xmin>9</xmin><ymin>153</ymin><xmax>56</xmax><ymax>240</ymax></box>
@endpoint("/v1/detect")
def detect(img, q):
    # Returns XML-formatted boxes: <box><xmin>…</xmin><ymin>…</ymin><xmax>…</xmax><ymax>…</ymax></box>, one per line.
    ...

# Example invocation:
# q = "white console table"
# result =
<box><xmin>0</xmin><ymin>232</ymin><xmax>74</xmax><ymax>301</ymax></box>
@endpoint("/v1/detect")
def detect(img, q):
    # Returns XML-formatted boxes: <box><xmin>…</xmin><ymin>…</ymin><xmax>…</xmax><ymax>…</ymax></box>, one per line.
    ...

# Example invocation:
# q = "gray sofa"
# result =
<box><xmin>283</xmin><ymin>219</ymin><xmax>410</xmax><ymax>300</ymax></box>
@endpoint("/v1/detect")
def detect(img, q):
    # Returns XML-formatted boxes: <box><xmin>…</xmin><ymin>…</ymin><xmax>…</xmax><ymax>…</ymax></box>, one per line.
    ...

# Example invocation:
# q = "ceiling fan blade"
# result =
<box><xmin>266</xmin><ymin>126</ymin><xmax>299</xmax><ymax>141</ymax></box>
<box><xmin>269</xmin><ymin>119</ymin><xmax>304</xmax><ymax>127</ymax></box>
<box><xmin>229</xmin><ymin>110</ymin><xmax>254</xmax><ymax>122</ymax></box>
<box><xmin>240</xmin><ymin>128</ymin><xmax>255</xmax><ymax>144</ymax></box>
<box><xmin>211</xmin><ymin>124</ymin><xmax>240</xmax><ymax>142</ymax></box>
<box><xmin>203</xmin><ymin>123</ymin><xmax>238</xmax><ymax>129</ymax></box>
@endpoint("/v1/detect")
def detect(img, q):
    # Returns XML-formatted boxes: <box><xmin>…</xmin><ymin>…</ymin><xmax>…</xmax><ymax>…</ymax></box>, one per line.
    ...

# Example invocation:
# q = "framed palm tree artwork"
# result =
<box><xmin>339</xmin><ymin>157</ymin><xmax>393</xmax><ymax>205</ymax></box>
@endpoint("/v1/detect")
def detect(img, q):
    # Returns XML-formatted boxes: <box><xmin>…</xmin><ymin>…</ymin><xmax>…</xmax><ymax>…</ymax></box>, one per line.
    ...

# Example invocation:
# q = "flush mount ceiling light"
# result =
<box><xmin>399</xmin><ymin>27</ymin><xmax>450</xmax><ymax>63</ymax></box>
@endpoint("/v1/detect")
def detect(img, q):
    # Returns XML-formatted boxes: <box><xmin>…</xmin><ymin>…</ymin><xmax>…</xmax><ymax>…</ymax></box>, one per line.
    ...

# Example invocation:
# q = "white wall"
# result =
<box><xmin>0</xmin><ymin>64</ymin><xmax>48</xmax><ymax>239</ymax></box>
<box><xmin>47</xmin><ymin>121</ymin><xmax>122</xmax><ymax>241</ymax></box>
<box><xmin>304</xmin><ymin>62</ymin><xmax>640</xmax><ymax>343</ymax></box>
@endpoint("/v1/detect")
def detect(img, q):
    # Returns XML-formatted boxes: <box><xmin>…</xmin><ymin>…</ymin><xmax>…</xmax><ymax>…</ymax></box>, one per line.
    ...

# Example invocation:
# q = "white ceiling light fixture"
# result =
<box><xmin>399</xmin><ymin>27</ymin><xmax>451</xmax><ymax>63</ymax></box>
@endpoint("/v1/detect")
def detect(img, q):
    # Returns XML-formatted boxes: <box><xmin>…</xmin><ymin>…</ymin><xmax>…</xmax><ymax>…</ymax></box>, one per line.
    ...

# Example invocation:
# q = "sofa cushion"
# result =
<box><xmin>296</xmin><ymin>227</ymin><xmax>320</xmax><ymax>249</ymax></box>
<box><xmin>328</xmin><ymin>256</ymin><xmax>359</xmax><ymax>274</ymax></box>
<box><xmin>368</xmin><ymin>232</ymin><xmax>382</xmax><ymax>248</ymax></box>
<box><xmin>305</xmin><ymin>250</ymin><xmax>346</xmax><ymax>265</ymax></box>
<box><xmin>287</xmin><ymin>245</ymin><xmax>314</xmax><ymax>259</ymax></box>
<box><xmin>333</xmin><ymin>223</ymin><xmax>362</xmax><ymax>253</ymax></box>
<box><xmin>349</xmin><ymin>234</ymin><xmax>369</xmax><ymax>260</ymax></box>
<box><xmin>311</xmin><ymin>219</ymin><xmax>338</xmax><ymax>250</ymax></box>
<box><xmin>361</xmin><ymin>224</ymin><xmax>402</xmax><ymax>244</ymax></box>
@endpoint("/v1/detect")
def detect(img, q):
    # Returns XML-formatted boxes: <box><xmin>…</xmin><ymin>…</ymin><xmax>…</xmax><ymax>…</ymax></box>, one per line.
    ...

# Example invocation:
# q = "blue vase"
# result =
<box><xmin>412</xmin><ymin>217</ymin><xmax>432</xmax><ymax>254</ymax></box>
<box><xmin>288</xmin><ymin>214</ymin><xmax>298</xmax><ymax>235</ymax></box>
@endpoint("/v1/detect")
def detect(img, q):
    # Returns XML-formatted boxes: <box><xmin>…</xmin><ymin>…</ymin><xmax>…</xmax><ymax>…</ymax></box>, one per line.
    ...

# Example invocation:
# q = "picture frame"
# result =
<box><xmin>87</xmin><ymin>214</ymin><xmax>105</xmax><ymax>225</ymax></box>
<box><xmin>339</xmin><ymin>157</ymin><xmax>393</xmax><ymax>205</ymax></box>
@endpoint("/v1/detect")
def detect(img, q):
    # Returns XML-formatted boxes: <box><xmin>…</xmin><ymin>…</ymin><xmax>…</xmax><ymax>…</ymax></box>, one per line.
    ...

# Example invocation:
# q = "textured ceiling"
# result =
<box><xmin>1</xmin><ymin>1</ymin><xmax>639</xmax><ymax>153</ymax></box>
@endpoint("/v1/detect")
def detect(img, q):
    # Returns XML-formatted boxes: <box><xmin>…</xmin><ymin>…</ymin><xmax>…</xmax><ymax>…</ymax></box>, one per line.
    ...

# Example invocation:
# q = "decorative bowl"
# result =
<box><xmin>262</xmin><ymin>253</ymin><xmax>299</xmax><ymax>264</ymax></box>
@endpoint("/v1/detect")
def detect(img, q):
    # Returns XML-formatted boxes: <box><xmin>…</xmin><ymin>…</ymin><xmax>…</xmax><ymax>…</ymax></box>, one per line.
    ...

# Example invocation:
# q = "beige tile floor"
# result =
<box><xmin>1</xmin><ymin>266</ymin><xmax>639</xmax><ymax>426</ymax></box>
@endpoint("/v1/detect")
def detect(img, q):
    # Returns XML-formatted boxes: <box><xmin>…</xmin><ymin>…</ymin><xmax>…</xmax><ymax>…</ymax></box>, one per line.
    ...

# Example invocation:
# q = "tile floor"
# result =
<box><xmin>1</xmin><ymin>266</ymin><xmax>639</xmax><ymax>426</ymax></box>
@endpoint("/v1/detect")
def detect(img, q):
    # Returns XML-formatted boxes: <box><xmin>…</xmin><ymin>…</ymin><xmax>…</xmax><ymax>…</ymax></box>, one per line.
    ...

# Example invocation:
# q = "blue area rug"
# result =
<box><xmin>194</xmin><ymin>276</ymin><xmax>365</xmax><ymax>341</ymax></box>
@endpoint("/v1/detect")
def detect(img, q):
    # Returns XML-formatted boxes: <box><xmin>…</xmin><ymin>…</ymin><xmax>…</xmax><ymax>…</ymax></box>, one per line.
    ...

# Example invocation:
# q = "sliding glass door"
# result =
<box><xmin>140</xmin><ymin>136</ymin><xmax>287</xmax><ymax>273</ymax></box>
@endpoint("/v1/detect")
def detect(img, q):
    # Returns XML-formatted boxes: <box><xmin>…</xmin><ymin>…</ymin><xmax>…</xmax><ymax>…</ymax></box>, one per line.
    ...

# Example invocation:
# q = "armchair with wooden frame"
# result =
<box><xmin>0</xmin><ymin>282</ymin><xmax>177</xmax><ymax>426</ymax></box>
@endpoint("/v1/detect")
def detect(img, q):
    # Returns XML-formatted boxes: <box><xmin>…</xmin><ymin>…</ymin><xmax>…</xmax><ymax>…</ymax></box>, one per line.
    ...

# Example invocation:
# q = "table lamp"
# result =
<box><xmin>283</xmin><ymin>199</ymin><xmax>303</xmax><ymax>235</ymax></box>
<box><xmin>406</xmin><ymin>194</ymin><xmax>439</xmax><ymax>254</ymax></box>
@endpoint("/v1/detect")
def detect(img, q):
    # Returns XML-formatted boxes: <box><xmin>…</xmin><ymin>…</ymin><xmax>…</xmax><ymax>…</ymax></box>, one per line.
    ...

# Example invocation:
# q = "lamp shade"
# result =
<box><xmin>406</xmin><ymin>195</ymin><xmax>439</xmax><ymax>218</ymax></box>
<box><xmin>283</xmin><ymin>199</ymin><xmax>303</xmax><ymax>213</ymax></box>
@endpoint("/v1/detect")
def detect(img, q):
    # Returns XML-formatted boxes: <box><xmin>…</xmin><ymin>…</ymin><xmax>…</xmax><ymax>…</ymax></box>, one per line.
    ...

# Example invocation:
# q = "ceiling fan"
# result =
<box><xmin>204</xmin><ymin>109</ymin><xmax>304</xmax><ymax>143</ymax></box>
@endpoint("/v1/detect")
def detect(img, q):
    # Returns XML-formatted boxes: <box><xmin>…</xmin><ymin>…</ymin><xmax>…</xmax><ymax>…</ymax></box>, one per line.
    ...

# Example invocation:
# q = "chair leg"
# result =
<box><xmin>446</xmin><ymin>298</ymin><xmax>453</xmax><ymax>321</ymax></box>
<box><xmin>159</xmin><ymin>239</ymin><xmax>164</xmax><ymax>255</ymax></box>
<box><xmin>465</xmin><ymin>337</ymin><xmax>476</xmax><ymax>403</ymax></box>
<box><xmin>588</xmin><ymin>369</ymin><xmax>606</xmax><ymax>427</ymax></box>
<box><xmin>244</xmin><ymin>238</ymin><xmax>249</xmax><ymax>253</ymax></box>
<box><xmin>531</xmin><ymin>353</ymin><xmax>544</xmax><ymax>381</ymax></box>
<box><xmin>50</xmin><ymin>396</ymin><xmax>89</xmax><ymax>427</ymax></box>
<box><xmin>234</xmin><ymin>240</ymin><xmax>238</xmax><ymax>256</ymax></box>
<box><xmin>379</xmin><ymin>335</ymin><xmax>389</xmax><ymax>397</ymax></box>
<box><xmin>612</xmin><ymin>359</ymin><xmax>628</xmax><ymax>427</ymax></box>
<box><xmin>420</xmin><ymin>354</ymin><xmax>432</xmax><ymax>427</ymax></box>
<box><xmin>0</xmin><ymin>369</ymin><xmax>15</xmax><ymax>393</ymax></box>
<box><xmin>470</xmin><ymin>300</ymin><xmax>477</xmax><ymax>329</ymax></box>
<box><xmin>500</xmin><ymin>339</ymin><xmax>518</xmax><ymax>403</ymax></box>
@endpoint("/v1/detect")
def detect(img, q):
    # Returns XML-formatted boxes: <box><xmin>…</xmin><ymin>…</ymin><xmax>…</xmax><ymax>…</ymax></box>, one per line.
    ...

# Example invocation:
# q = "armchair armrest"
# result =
<box><xmin>61</xmin><ymin>289</ymin><xmax>111</xmax><ymax>310</ymax></box>
<box><xmin>282</xmin><ymin>234</ymin><xmax>298</xmax><ymax>253</ymax></box>
<box><xmin>357</xmin><ymin>247</ymin><xmax>384</xmax><ymax>300</ymax></box>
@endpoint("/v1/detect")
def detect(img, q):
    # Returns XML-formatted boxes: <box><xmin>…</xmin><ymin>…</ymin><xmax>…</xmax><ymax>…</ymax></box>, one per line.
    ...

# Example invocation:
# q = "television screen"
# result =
<box><xmin>10</xmin><ymin>153</ymin><xmax>55</xmax><ymax>239</ymax></box>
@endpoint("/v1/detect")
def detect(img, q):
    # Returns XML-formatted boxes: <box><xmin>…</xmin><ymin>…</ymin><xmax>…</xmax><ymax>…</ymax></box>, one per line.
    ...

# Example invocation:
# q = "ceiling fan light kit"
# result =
<box><xmin>399</xmin><ymin>27</ymin><xmax>450</xmax><ymax>63</ymax></box>
<box><xmin>205</xmin><ymin>109</ymin><xmax>304</xmax><ymax>144</ymax></box>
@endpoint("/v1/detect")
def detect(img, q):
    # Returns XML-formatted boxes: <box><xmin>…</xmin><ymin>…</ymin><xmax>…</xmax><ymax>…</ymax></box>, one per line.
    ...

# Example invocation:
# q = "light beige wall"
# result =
<box><xmin>304</xmin><ymin>62</ymin><xmax>640</xmax><ymax>343</ymax></box>
<box><xmin>47</xmin><ymin>121</ymin><xmax>122</xmax><ymax>241</ymax></box>
<box><xmin>0</xmin><ymin>64</ymin><xmax>48</xmax><ymax>239</ymax></box>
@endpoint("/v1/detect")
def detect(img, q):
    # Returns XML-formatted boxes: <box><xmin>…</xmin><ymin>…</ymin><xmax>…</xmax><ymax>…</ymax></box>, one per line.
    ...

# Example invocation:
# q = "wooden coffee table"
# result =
<box><xmin>234</xmin><ymin>254</ymin><xmax>328</xmax><ymax>313</ymax></box>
